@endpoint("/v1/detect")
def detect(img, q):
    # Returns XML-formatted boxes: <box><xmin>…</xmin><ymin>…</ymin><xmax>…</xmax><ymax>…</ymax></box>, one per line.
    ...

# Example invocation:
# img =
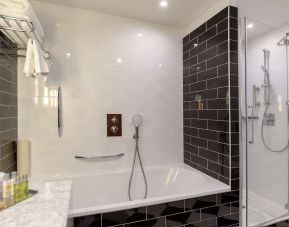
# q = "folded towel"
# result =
<box><xmin>0</xmin><ymin>0</ymin><xmax>44</xmax><ymax>37</ymax></box>
<box><xmin>23</xmin><ymin>39</ymin><xmax>49</xmax><ymax>77</ymax></box>
<box><xmin>0</xmin><ymin>0</ymin><xmax>44</xmax><ymax>45</ymax></box>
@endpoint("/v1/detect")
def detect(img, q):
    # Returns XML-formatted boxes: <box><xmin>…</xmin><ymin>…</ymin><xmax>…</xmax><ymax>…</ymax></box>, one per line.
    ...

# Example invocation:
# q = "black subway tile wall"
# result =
<box><xmin>0</xmin><ymin>32</ymin><xmax>18</xmax><ymax>173</ymax></box>
<box><xmin>74</xmin><ymin>6</ymin><xmax>240</xmax><ymax>227</ymax></box>
<box><xmin>183</xmin><ymin>6</ymin><xmax>239</xmax><ymax>187</ymax></box>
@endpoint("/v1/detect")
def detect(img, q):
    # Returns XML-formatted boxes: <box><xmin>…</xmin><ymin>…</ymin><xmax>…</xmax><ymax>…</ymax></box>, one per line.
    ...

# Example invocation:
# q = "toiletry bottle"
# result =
<box><xmin>3</xmin><ymin>173</ymin><xmax>11</xmax><ymax>207</ymax></box>
<box><xmin>10</xmin><ymin>171</ymin><xmax>16</xmax><ymax>203</ymax></box>
<box><xmin>0</xmin><ymin>172</ymin><xmax>5</xmax><ymax>200</ymax></box>
<box><xmin>2</xmin><ymin>173</ymin><xmax>11</xmax><ymax>199</ymax></box>
<box><xmin>14</xmin><ymin>177</ymin><xmax>20</xmax><ymax>203</ymax></box>
<box><xmin>0</xmin><ymin>172</ymin><xmax>5</xmax><ymax>209</ymax></box>
<box><xmin>19</xmin><ymin>175</ymin><xmax>24</xmax><ymax>201</ymax></box>
<box><xmin>23</xmin><ymin>175</ymin><xmax>28</xmax><ymax>198</ymax></box>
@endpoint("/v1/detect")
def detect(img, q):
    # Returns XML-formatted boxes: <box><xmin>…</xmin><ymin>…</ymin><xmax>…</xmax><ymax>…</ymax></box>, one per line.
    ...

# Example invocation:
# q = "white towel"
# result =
<box><xmin>23</xmin><ymin>39</ymin><xmax>34</xmax><ymax>77</ymax></box>
<box><xmin>33</xmin><ymin>39</ymin><xmax>49</xmax><ymax>76</ymax></box>
<box><xmin>0</xmin><ymin>0</ymin><xmax>44</xmax><ymax>37</ymax></box>
<box><xmin>23</xmin><ymin>39</ymin><xmax>49</xmax><ymax>77</ymax></box>
<box><xmin>0</xmin><ymin>0</ymin><xmax>44</xmax><ymax>45</ymax></box>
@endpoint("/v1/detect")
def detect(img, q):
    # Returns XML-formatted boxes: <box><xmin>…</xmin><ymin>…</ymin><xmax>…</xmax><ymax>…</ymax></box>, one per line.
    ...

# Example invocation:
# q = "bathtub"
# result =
<box><xmin>68</xmin><ymin>164</ymin><xmax>230</xmax><ymax>218</ymax></box>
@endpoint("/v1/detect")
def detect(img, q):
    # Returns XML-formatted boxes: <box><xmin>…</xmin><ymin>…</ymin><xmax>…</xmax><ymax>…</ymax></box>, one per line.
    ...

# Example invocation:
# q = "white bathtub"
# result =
<box><xmin>68</xmin><ymin>164</ymin><xmax>230</xmax><ymax>218</ymax></box>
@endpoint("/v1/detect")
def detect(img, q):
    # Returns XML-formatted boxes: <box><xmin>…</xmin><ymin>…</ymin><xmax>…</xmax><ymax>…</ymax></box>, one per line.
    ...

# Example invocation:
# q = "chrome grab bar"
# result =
<box><xmin>75</xmin><ymin>153</ymin><xmax>125</xmax><ymax>160</ymax></box>
<box><xmin>58</xmin><ymin>87</ymin><xmax>62</xmax><ymax>138</ymax></box>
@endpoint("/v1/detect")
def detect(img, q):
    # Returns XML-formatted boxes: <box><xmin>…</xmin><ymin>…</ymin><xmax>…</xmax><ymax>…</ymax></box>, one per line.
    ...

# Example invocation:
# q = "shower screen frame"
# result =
<box><xmin>242</xmin><ymin>17</ymin><xmax>289</xmax><ymax>227</ymax></box>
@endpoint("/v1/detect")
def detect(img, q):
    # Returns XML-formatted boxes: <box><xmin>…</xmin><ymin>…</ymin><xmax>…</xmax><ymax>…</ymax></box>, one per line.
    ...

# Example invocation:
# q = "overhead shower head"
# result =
<box><xmin>132</xmin><ymin>115</ymin><xmax>142</xmax><ymax>127</ymax></box>
<box><xmin>277</xmin><ymin>33</ymin><xmax>289</xmax><ymax>46</ymax></box>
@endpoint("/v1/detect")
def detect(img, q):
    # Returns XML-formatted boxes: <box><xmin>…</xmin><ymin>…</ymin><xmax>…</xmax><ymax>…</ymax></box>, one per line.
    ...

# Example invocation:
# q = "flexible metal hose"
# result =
<box><xmin>261</xmin><ymin>71</ymin><xmax>289</xmax><ymax>152</ymax></box>
<box><xmin>128</xmin><ymin>130</ymin><xmax>148</xmax><ymax>201</ymax></box>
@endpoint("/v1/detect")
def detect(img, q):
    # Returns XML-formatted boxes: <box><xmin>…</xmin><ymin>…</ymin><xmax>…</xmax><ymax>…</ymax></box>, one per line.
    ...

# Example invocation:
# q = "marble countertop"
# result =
<box><xmin>0</xmin><ymin>179</ymin><xmax>72</xmax><ymax>227</ymax></box>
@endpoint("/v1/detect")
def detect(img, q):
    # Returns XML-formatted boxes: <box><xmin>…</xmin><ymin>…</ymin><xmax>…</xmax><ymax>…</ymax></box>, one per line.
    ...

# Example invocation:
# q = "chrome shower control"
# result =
<box><xmin>107</xmin><ymin>114</ymin><xmax>122</xmax><ymax>137</ymax></box>
<box><xmin>111</xmin><ymin>116</ymin><xmax>118</xmax><ymax>123</ymax></box>
<box><xmin>110</xmin><ymin>126</ymin><xmax>118</xmax><ymax>134</ymax></box>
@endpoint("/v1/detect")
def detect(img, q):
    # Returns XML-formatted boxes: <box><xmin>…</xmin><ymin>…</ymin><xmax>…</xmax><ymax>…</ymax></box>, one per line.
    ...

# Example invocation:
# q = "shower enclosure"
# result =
<box><xmin>243</xmin><ymin>18</ymin><xmax>289</xmax><ymax>226</ymax></box>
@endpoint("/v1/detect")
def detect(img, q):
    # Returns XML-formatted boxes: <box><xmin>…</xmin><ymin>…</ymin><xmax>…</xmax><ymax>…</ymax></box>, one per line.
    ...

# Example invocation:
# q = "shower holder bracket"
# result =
<box><xmin>264</xmin><ymin>113</ymin><xmax>275</xmax><ymax>126</ymax></box>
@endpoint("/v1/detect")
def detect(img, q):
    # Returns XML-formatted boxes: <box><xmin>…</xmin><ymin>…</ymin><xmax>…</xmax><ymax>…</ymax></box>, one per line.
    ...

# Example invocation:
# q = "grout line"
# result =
<box><xmin>2</xmin><ymin>161</ymin><xmax>16</xmax><ymax>172</ymax></box>
<box><xmin>0</xmin><ymin>90</ymin><xmax>17</xmax><ymax>97</ymax></box>
<box><xmin>0</xmin><ymin>63</ymin><xmax>17</xmax><ymax>75</ymax></box>
<box><xmin>0</xmin><ymin>151</ymin><xmax>16</xmax><ymax>162</ymax></box>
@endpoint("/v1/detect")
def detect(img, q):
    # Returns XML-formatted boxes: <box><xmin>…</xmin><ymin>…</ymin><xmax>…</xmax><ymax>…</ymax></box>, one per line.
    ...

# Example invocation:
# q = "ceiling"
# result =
<box><xmin>31</xmin><ymin>0</ymin><xmax>219</xmax><ymax>27</ymax></box>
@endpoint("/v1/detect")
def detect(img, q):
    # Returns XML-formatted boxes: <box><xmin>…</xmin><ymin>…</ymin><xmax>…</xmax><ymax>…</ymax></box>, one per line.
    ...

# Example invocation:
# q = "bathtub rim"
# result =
<box><xmin>67</xmin><ymin>164</ymin><xmax>231</xmax><ymax>218</ymax></box>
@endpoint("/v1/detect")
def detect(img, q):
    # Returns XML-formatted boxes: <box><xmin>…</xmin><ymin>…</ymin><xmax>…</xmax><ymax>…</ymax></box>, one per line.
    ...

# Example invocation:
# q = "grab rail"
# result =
<box><xmin>58</xmin><ymin>87</ymin><xmax>62</xmax><ymax>138</ymax></box>
<box><xmin>74</xmin><ymin>153</ymin><xmax>125</xmax><ymax>160</ymax></box>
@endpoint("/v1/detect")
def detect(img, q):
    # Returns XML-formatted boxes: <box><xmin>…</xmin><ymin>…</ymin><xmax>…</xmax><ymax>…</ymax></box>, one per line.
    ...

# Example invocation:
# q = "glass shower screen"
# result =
<box><xmin>243</xmin><ymin>18</ymin><xmax>289</xmax><ymax>227</ymax></box>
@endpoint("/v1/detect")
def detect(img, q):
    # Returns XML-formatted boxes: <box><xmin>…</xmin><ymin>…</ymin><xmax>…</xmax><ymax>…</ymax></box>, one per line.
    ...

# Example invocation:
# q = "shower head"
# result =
<box><xmin>132</xmin><ymin>115</ymin><xmax>142</xmax><ymax>127</ymax></box>
<box><xmin>277</xmin><ymin>34</ymin><xmax>289</xmax><ymax>46</ymax></box>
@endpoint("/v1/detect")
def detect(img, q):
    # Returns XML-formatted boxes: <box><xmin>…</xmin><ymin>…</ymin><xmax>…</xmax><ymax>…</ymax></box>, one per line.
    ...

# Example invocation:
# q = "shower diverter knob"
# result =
<box><xmin>110</xmin><ymin>126</ymin><xmax>118</xmax><ymax>134</ymax></box>
<box><xmin>111</xmin><ymin>116</ymin><xmax>118</xmax><ymax>123</ymax></box>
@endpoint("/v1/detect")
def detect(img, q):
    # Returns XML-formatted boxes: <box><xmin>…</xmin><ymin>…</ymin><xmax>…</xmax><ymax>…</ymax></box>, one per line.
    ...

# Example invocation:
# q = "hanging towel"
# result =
<box><xmin>23</xmin><ymin>39</ymin><xmax>34</xmax><ymax>77</ymax></box>
<box><xmin>33</xmin><ymin>39</ymin><xmax>49</xmax><ymax>76</ymax></box>
<box><xmin>23</xmin><ymin>39</ymin><xmax>49</xmax><ymax>77</ymax></box>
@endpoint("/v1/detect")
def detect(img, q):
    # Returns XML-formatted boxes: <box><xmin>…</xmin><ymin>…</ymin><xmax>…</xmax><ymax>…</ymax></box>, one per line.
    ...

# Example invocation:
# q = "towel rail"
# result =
<box><xmin>0</xmin><ymin>14</ymin><xmax>50</xmax><ymax>59</ymax></box>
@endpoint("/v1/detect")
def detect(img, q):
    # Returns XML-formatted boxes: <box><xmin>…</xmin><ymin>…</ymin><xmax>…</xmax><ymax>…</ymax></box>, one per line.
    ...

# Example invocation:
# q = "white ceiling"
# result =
<box><xmin>31</xmin><ymin>0</ymin><xmax>219</xmax><ymax>27</ymax></box>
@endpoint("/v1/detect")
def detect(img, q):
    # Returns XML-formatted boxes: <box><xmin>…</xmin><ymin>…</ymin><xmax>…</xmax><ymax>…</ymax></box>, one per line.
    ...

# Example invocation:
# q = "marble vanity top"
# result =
<box><xmin>0</xmin><ymin>179</ymin><xmax>72</xmax><ymax>227</ymax></box>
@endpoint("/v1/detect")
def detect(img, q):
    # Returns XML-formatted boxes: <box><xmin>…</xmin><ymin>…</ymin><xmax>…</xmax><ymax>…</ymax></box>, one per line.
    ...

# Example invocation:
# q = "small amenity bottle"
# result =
<box><xmin>10</xmin><ymin>172</ymin><xmax>17</xmax><ymax>204</ymax></box>
<box><xmin>23</xmin><ymin>175</ymin><xmax>28</xmax><ymax>199</ymax></box>
<box><xmin>0</xmin><ymin>172</ymin><xmax>5</xmax><ymax>209</ymax></box>
<box><xmin>19</xmin><ymin>175</ymin><xmax>25</xmax><ymax>201</ymax></box>
<box><xmin>3</xmin><ymin>173</ymin><xmax>11</xmax><ymax>207</ymax></box>
<box><xmin>14</xmin><ymin>177</ymin><xmax>21</xmax><ymax>203</ymax></box>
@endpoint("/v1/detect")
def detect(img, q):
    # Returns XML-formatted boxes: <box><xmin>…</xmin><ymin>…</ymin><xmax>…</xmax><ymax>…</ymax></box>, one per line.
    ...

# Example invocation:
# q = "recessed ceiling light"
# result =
<box><xmin>247</xmin><ymin>23</ymin><xmax>254</xmax><ymax>29</ymax></box>
<box><xmin>138</xmin><ymin>33</ymin><xmax>143</xmax><ymax>37</ymax></box>
<box><xmin>160</xmin><ymin>1</ymin><xmax>168</xmax><ymax>8</ymax></box>
<box><xmin>66</xmin><ymin>53</ymin><xmax>71</xmax><ymax>59</ymax></box>
<box><xmin>117</xmin><ymin>58</ymin><xmax>122</xmax><ymax>63</ymax></box>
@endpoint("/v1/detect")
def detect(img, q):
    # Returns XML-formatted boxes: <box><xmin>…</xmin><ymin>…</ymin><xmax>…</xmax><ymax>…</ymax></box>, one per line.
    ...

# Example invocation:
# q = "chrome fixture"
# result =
<box><xmin>74</xmin><ymin>153</ymin><xmax>125</xmax><ymax>160</ymax></box>
<box><xmin>260</xmin><ymin>49</ymin><xmax>289</xmax><ymax>152</ymax></box>
<box><xmin>277</xmin><ymin>33</ymin><xmax>289</xmax><ymax>46</ymax></box>
<box><xmin>248</xmin><ymin>85</ymin><xmax>260</xmax><ymax>144</ymax></box>
<box><xmin>58</xmin><ymin>87</ymin><xmax>63</xmax><ymax>138</ymax></box>
<box><xmin>0</xmin><ymin>14</ymin><xmax>50</xmax><ymax>59</ymax></box>
<box><xmin>261</xmin><ymin>49</ymin><xmax>270</xmax><ymax>105</ymax></box>
<box><xmin>128</xmin><ymin>114</ymin><xmax>148</xmax><ymax>201</ymax></box>
<box><xmin>263</xmin><ymin>113</ymin><xmax>275</xmax><ymax>126</ymax></box>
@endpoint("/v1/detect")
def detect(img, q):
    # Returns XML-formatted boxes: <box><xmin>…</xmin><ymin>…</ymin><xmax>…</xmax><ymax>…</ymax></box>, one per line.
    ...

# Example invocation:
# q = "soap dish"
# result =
<box><xmin>0</xmin><ymin>189</ymin><xmax>38</xmax><ymax>211</ymax></box>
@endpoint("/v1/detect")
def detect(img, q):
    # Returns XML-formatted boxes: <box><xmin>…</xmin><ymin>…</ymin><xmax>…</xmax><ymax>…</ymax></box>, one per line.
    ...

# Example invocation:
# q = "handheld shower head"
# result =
<box><xmin>132</xmin><ymin>115</ymin><xmax>142</xmax><ymax>127</ymax></box>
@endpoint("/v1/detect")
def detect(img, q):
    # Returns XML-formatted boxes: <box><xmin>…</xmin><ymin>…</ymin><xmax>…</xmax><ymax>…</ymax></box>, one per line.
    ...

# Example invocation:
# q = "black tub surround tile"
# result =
<box><xmin>0</xmin><ymin>31</ymin><xmax>18</xmax><ymax>173</ymax></box>
<box><xmin>102</xmin><ymin>207</ymin><xmax>146</xmax><ymax>227</ymax></box>
<box><xmin>267</xmin><ymin>220</ymin><xmax>289</xmax><ymax>227</ymax></box>
<box><xmin>183</xmin><ymin>6</ymin><xmax>239</xmax><ymax>186</ymax></box>
<box><xmin>74</xmin><ymin>192</ymin><xmax>239</xmax><ymax>227</ymax></box>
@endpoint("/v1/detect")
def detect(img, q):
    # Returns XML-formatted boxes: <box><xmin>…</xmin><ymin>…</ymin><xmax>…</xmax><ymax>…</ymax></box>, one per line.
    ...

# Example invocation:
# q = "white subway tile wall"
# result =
<box><xmin>18</xmin><ymin>1</ymin><xmax>183</xmax><ymax>176</ymax></box>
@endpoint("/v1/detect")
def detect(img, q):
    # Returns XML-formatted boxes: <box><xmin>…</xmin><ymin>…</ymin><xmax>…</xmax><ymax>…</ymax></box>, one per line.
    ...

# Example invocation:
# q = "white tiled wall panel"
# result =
<box><xmin>18</xmin><ymin>1</ymin><xmax>183</xmax><ymax>176</ymax></box>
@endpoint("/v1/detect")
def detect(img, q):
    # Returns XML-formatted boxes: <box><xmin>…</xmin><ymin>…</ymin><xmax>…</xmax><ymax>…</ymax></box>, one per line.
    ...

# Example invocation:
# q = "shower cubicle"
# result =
<box><xmin>242</xmin><ymin>18</ymin><xmax>289</xmax><ymax>226</ymax></box>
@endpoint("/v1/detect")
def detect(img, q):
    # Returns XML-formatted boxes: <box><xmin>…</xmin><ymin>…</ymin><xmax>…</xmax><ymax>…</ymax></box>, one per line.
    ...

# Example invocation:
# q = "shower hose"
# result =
<box><xmin>128</xmin><ymin>131</ymin><xmax>148</xmax><ymax>201</ymax></box>
<box><xmin>261</xmin><ymin>71</ymin><xmax>289</xmax><ymax>152</ymax></box>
